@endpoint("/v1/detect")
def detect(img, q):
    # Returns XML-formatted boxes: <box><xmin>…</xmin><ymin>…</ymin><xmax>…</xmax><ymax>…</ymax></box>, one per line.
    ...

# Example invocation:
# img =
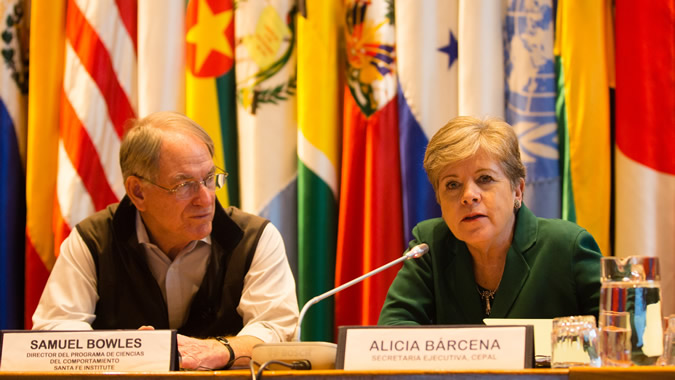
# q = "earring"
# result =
<box><xmin>514</xmin><ymin>199</ymin><xmax>521</xmax><ymax>210</ymax></box>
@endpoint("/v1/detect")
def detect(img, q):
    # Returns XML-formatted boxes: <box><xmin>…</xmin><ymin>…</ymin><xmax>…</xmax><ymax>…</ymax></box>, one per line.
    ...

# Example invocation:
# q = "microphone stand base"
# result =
<box><xmin>251</xmin><ymin>341</ymin><xmax>338</xmax><ymax>370</ymax></box>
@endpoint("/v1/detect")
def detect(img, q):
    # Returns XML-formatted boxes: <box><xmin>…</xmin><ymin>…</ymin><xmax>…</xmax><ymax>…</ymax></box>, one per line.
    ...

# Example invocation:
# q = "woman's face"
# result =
<box><xmin>437</xmin><ymin>149</ymin><xmax>524</xmax><ymax>253</ymax></box>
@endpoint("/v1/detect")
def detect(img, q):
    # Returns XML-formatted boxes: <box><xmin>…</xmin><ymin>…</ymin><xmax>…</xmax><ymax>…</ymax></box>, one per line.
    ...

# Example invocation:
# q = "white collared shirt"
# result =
<box><xmin>32</xmin><ymin>211</ymin><xmax>299</xmax><ymax>343</ymax></box>
<box><xmin>135</xmin><ymin>212</ymin><xmax>212</xmax><ymax>329</ymax></box>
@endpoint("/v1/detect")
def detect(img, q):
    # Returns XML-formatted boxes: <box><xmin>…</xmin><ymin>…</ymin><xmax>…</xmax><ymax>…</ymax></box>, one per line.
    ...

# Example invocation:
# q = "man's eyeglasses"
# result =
<box><xmin>136</xmin><ymin>171</ymin><xmax>228</xmax><ymax>200</ymax></box>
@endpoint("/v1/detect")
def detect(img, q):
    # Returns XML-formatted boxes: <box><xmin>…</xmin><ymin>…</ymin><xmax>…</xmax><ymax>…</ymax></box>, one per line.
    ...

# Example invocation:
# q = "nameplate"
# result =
<box><xmin>336</xmin><ymin>325</ymin><xmax>533</xmax><ymax>370</ymax></box>
<box><xmin>0</xmin><ymin>330</ymin><xmax>178</xmax><ymax>372</ymax></box>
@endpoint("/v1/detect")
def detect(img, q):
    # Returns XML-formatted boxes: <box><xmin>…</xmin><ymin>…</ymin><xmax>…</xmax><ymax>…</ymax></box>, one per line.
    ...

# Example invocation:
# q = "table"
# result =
<box><xmin>0</xmin><ymin>367</ymin><xmax>674</xmax><ymax>380</ymax></box>
<box><xmin>0</xmin><ymin>369</ymin><xmax>565</xmax><ymax>380</ymax></box>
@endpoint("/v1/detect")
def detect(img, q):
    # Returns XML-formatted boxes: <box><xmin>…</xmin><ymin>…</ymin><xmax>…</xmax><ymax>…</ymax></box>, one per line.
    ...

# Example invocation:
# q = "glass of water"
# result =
<box><xmin>599</xmin><ymin>311</ymin><xmax>632</xmax><ymax>367</ymax></box>
<box><xmin>600</xmin><ymin>256</ymin><xmax>663</xmax><ymax>365</ymax></box>
<box><xmin>661</xmin><ymin>315</ymin><xmax>675</xmax><ymax>365</ymax></box>
<box><xmin>551</xmin><ymin>315</ymin><xmax>600</xmax><ymax>368</ymax></box>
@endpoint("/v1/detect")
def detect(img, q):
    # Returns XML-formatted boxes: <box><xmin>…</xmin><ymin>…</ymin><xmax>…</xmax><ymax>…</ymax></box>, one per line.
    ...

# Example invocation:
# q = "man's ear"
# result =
<box><xmin>125</xmin><ymin>176</ymin><xmax>147</xmax><ymax>211</ymax></box>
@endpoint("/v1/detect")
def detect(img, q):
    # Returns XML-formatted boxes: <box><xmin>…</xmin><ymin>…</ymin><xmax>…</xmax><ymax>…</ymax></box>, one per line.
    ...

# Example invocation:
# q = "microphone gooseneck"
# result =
<box><xmin>295</xmin><ymin>243</ymin><xmax>429</xmax><ymax>341</ymax></box>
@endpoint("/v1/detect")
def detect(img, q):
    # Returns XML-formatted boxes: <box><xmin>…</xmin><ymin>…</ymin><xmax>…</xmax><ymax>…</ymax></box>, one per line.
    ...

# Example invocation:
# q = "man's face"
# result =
<box><xmin>138</xmin><ymin>132</ymin><xmax>216</xmax><ymax>255</ymax></box>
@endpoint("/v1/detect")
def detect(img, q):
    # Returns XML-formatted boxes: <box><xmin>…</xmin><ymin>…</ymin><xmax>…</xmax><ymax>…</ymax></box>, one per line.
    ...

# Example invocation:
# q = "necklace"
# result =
<box><xmin>476</xmin><ymin>285</ymin><xmax>498</xmax><ymax>316</ymax></box>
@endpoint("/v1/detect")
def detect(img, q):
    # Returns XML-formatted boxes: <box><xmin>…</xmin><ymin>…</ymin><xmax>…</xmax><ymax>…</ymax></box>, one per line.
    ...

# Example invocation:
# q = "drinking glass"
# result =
<box><xmin>599</xmin><ymin>311</ymin><xmax>632</xmax><ymax>367</ymax></box>
<box><xmin>661</xmin><ymin>315</ymin><xmax>675</xmax><ymax>365</ymax></box>
<box><xmin>551</xmin><ymin>315</ymin><xmax>600</xmax><ymax>368</ymax></box>
<box><xmin>600</xmin><ymin>256</ymin><xmax>663</xmax><ymax>365</ymax></box>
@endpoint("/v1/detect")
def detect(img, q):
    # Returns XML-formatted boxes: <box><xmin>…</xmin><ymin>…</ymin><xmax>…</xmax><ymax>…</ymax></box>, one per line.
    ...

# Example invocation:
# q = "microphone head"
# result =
<box><xmin>405</xmin><ymin>243</ymin><xmax>429</xmax><ymax>259</ymax></box>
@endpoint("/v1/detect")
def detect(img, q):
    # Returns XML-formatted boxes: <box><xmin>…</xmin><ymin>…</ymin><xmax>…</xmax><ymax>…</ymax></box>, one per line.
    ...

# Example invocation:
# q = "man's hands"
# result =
<box><xmin>137</xmin><ymin>325</ymin><xmax>262</xmax><ymax>370</ymax></box>
<box><xmin>177</xmin><ymin>334</ymin><xmax>229</xmax><ymax>370</ymax></box>
<box><xmin>178</xmin><ymin>335</ymin><xmax>263</xmax><ymax>370</ymax></box>
<box><xmin>138</xmin><ymin>326</ymin><xmax>228</xmax><ymax>370</ymax></box>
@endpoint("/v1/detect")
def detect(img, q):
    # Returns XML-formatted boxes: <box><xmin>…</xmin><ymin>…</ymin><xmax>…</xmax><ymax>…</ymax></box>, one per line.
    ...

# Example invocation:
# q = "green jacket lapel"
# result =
<box><xmin>450</xmin><ymin>239</ymin><xmax>485</xmax><ymax>322</ymax></box>
<box><xmin>489</xmin><ymin>206</ymin><xmax>538</xmax><ymax>318</ymax></box>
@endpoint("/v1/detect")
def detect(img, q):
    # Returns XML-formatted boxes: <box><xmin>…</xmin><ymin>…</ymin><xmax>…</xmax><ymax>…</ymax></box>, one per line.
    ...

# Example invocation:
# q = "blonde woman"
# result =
<box><xmin>379</xmin><ymin>116</ymin><xmax>601</xmax><ymax>325</ymax></box>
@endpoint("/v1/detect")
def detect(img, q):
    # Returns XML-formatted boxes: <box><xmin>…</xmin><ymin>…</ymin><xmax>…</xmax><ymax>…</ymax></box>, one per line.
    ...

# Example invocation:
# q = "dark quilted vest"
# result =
<box><xmin>76</xmin><ymin>196</ymin><xmax>268</xmax><ymax>338</ymax></box>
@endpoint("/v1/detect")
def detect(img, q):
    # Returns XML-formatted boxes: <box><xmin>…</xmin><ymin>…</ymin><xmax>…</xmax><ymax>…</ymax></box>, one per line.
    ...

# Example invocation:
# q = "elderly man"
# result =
<box><xmin>33</xmin><ymin>112</ymin><xmax>299</xmax><ymax>370</ymax></box>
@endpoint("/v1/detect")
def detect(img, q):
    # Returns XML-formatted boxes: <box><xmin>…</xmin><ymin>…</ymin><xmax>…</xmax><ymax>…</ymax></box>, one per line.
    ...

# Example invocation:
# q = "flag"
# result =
<box><xmin>235</xmin><ymin>0</ymin><xmax>298</xmax><ymax>271</ymax></box>
<box><xmin>504</xmin><ymin>0</ymin><xmax>560</xmax><ymax>218</ymax></box>
<box><xmin>54</xmin><ymin>0</ymin><xmax>136</xmax><ymax>241</ymax></box>
<box><xmin>335</xmin><ymin>0</ymin><xmax>403</xmax><ymax>328</ymax></box>
<box><xmin>55</xmin><ymin>0</ymin><xmax>137</xmax><ymax>241</ymax></box>
<box><xmin>138</xmin><ymin>0</ymin><xmax>185</xmax><ymax>116</ymax></box>
<box><xmin>395</xmin><ymin>0</ymin><xmax>454</xmax><ymax>243</ymax></box>
<box><xmin>0</xmin><ymin>0</ymin><xmax>28</xmax><ymax>329</ymax></box>
<box><xmin>458</xmin><ymin>0</ymin><xmax>504</xmax><ymax>118</ymax></box>
<box><xmin>25</xmin><ymin>0</ymin><xmax>66</xmax><ymax>328</ymax></box>
<box><xmin>554</xmin><ymin>0</ymin><xmax>613</xmax><ymax>255</ymax></box>
<box><xmin>615</xmin><ymin>0</ymin><xmax>675</xmax><ymax>315</ymax></box>
<box><xmin>296</xmin><ymin>0</ymin><xmax>342</xmax><ymax>341</ymax></box>
<box><xmin>26</xmin><ymin>0</ymin><xmax>138</xmax><ymax>326</ymax></box>
<box><xmin>185</xmin><ymin>0</ymin><xmax>239</xmax><ymax>207</ymax></box>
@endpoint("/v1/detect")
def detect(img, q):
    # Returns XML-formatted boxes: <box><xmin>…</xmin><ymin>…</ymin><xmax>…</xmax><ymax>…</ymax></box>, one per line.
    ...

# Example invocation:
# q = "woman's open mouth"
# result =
<box><xmin>462</xmin><ymin>213</ymin><xmax>485</xmax><ymax>222</ymax></box>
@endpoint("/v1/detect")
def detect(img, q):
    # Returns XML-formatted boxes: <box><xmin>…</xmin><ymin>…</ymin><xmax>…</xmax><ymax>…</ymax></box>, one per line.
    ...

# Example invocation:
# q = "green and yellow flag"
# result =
<box><xmin>555</xmin><ymin>0</ymin><xmax>614</xmax><ymax>254</ymax></box>
<box><xmin>297</xmin><ymin>0</ymin><xmax>342</xmax><ymax>341</ymax></box>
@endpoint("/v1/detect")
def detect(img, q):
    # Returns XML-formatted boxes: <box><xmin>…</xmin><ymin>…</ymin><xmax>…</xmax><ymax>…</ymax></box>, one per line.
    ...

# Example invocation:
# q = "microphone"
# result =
<box><xmin>296</xmin><ymin>243</ymin><xmax>429</xmax><ymax>340</ymax></box>
<box><xmin>250</xmin><ymin>243</ymin><xmax>429</xmax><ymax>369</ymax></box>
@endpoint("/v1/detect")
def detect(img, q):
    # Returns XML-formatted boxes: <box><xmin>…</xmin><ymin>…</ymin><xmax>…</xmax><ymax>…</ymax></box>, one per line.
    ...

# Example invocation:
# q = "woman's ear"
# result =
<box><xmin>125</xmin><ymin>176</ymin><xmax>147</xmax><ymax>211</ymax></box>
<box><xmin>515</xmin><ymin>177</ymin><xmax>525</xmax><ymax>202</ymax></box>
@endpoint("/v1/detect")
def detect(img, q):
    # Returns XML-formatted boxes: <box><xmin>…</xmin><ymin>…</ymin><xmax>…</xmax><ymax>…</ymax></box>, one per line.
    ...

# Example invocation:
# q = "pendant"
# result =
<box><xmin>477</xmin><ymin>286</ymin><xmax>496</xmax><ymax>316</ymax></box>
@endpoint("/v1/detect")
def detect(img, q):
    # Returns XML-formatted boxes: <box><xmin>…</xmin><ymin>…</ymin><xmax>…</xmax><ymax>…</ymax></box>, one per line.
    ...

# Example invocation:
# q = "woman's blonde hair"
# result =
<box><xmin>423</xmin><ymin>116</ymin><xmax>526</xmax><ymax>193</ymax></box>
<box><xmin>119</xmin><ymin>112</ymin><xmax>214</xmax><ymax>181</ymax></box>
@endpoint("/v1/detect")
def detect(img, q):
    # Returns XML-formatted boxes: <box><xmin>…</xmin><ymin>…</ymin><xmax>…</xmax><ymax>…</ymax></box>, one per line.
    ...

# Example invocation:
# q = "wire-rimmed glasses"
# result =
<box><xmin>136</xmin><ymin>171</ymin><xmax>228</xmax><ymax>200</ymax></box>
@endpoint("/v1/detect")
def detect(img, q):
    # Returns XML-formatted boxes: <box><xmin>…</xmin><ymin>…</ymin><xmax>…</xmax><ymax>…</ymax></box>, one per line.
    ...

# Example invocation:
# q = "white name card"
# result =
<box><xmin>0</xmin><ymin>330</ymin><xmax>177</xmax><ymax>372</ymax></box>
<box><xmin>336</xmin><ymin>325</ymin><xmax>533</xmax><ymax>370</ymax></box>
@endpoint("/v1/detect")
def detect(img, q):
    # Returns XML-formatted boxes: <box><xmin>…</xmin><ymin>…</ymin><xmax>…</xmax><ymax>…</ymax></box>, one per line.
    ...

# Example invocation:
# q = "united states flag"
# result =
<box><xmin>25</xmin><ymin>0</ymin><xmax>137</xmax><ymax>326</ymax></box>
